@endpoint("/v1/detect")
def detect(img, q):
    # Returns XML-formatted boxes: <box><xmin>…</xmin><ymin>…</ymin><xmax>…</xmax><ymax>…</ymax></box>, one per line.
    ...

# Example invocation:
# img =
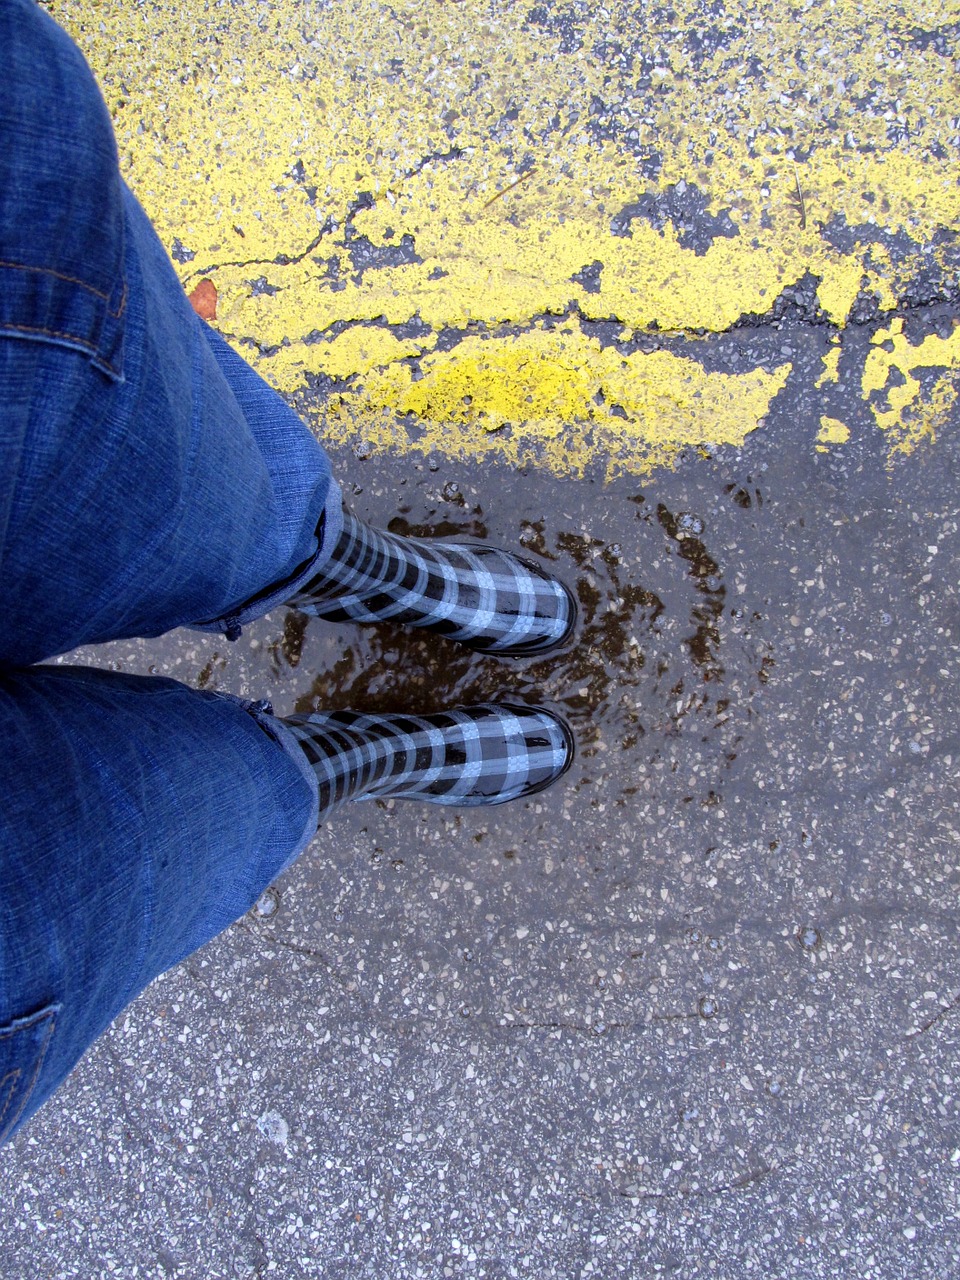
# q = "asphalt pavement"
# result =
<box><xmin>2</xmin><ymin>1</ymin><xmax>959</xmax><ymax>1276</ymax></box>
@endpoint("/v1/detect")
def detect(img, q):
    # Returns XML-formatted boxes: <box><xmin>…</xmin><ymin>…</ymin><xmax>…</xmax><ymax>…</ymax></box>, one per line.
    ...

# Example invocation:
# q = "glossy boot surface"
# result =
<box><xmin>289</xmin><ymin>513</ymin><xmax>577</xmax><ymax>656</ymax></box>
<box><xmin>282</xmin><ymin>702</ymin><xmax>575</xmax><ymax>811</ymax></box>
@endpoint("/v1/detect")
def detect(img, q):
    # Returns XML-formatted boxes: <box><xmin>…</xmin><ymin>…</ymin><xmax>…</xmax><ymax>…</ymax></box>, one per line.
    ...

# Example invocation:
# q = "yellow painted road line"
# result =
<box><xmin>48</xmin><ymin>0</ymin><xmax>960</xmax><ymax>475</ymax></box>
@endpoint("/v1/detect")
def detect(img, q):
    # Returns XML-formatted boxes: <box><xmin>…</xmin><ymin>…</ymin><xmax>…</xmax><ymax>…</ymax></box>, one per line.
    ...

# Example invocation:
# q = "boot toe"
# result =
<box><xmin>418</xmin><ymin>703</ymin><xmax>575</xmax><ymax>806</ymax></box>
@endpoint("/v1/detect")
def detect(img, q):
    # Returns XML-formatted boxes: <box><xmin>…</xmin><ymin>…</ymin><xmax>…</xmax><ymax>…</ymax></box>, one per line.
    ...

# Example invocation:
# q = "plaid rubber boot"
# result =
<box><xmin>282</xmin><ymin>703</ymin><xmax>574</xmax><ymax>811</ymax></box>
<box><xmin>288</xmin><ymin>512</ymin><xmax>576</xmax><ymax>655</ymax></box>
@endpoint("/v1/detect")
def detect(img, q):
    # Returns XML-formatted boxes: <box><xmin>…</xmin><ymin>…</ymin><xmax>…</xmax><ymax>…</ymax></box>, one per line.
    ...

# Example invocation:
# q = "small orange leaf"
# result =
<box><xmin>188</xmin><ymin>278</ymin><xmax>218</xmax><ymax>320</ymax></box>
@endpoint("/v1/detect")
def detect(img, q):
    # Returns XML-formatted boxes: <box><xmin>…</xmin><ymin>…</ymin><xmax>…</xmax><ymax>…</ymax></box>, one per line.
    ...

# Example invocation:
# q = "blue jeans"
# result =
<box><xmin>0</xmin><ymin>0</ymin><xmax>342</xmax><ymax>1141</ymax></box>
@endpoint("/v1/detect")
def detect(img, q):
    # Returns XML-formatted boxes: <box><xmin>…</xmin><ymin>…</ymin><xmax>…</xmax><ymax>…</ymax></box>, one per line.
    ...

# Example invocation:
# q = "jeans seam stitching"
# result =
<box><xmin>0</xmin><ymin>1009</ymin><xmax>58</xmax><ymax>1142</ymax></box>
<box><xmin>0</xmin><ymin>1070</ymin><xmax>23</xmax><ymax>1129</ymax></box>
<box><xmin>0</xmin><ymin>324</ymin><xmax>124</xmax><ymax>377</ymax></box>
<box><xmin>0</xmin><ymin>259</ymin><xmax>126</xmax><ymax>315</ymax></box>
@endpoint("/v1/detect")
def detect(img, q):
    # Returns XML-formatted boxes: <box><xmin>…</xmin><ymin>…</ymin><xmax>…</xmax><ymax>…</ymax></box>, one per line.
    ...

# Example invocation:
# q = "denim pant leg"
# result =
<box><xmin>1</xmin><ymin>0</ymin><xmax>343</xmax><ymax>665</ymax></box>
<box><xmin>0</xmin><ymin>184</ymin><xmax>345</xmax><ymax>666</ymax></box>
<box><xmin>0</xmin><ymin>666</ymin><xmax>319</xmax><ymax>1144</ymax></box>
<box><xmin>0</xmin><ymin>0</ymin><xmax>345</xmax><ymax>1139</ymax></box>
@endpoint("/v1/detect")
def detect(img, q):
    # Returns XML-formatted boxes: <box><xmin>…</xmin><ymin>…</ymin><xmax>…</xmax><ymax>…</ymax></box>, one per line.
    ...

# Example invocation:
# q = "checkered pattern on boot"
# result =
<box><xmin>282</xmin><ymin>703</ymin><xmax>574</xmax><ymax>811</ymax></box>
<box><xmin>288</xmin><ymin>512</ymin><xmax>576</xmax><ymax>655</ymax></box>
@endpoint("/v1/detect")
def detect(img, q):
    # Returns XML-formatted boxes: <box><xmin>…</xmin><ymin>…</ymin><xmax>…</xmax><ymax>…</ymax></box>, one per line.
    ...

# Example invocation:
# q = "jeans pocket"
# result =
<box><xmin>0</xmin><ymin>1005</ymin><xmax>60</xmax><ymax>1145</ymax></box>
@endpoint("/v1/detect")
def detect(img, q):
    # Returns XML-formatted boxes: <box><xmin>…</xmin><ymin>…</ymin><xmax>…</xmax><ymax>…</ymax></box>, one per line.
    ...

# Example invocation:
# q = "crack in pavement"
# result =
<box><xmin>613</xmin><ymin>1158</ymin><xmax>797</xmax><ymax>1202</ymax></box>
<box><xmin>237</xmin><ymin>920</ymin><xmax>351</xmax><ymax>993</ymax></box>
<box><xmin>903</xmin><ymin>989</ymin><xmax>960</xmax><ymax>1041</ymax></box>
<box><xmin>181</xmin><ymin>147</ymin><xmax>472</xmax><ymax>285</ymax></box>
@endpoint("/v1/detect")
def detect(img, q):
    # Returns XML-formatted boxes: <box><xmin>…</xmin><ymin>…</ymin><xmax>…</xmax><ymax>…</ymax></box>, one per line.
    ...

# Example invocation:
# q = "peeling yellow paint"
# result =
<box><xmin>47</xmin><ymin>0</ymin><xmax>960</xmax><ymax>476</ymax></box>
<box><xmin>899</xmin><ymin>375</ymin><xmax>960</xmax><ymax>456</ymax></box>
<box><xmin>325</xmin><ymin>325</ymin><xmax>791</xmax><ymax>477</ymax></box>
<box><xmin>816</xmin><ymin>262</ymin><xmax>865</xmax><ymax>331</ymax></box>
<box><xmin>816</xmin><ymin>343</ymin><xmax>842</xmax><ymax>390</ymax></box>
<box><xmin>267</xmin><ymin>324</ymin><xmax>436</xmax><ymax>384</ymax></box>
<box><xmin>862</xmin><ymin>318</ymin><xmax>960</xmax><ymax>455</ymax></box>
<box><xmin>817</xmin><ymin>416</ymin><xmax>850</xmax><ymax>446</ymax></box>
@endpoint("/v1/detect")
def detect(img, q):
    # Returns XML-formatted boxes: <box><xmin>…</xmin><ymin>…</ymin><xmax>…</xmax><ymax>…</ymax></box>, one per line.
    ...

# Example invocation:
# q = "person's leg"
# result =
<box><xmin>0</xmin><ymin>1</ymin><xmax>576</xmax><ymax>1145</ymax></box>
<box><xmin>0</xmin><ymin>665</ymin><xmax>318</xmax><ymax>1145</ymax></box>
<box><xmin>0</xmin><ymin>0</ymin><xmax>342</xmax><ymax>669</ymax></box>
<box><xmin>0</xmin><ymin>666</ymin><xmax>572</xmax><ymax>1144</ymax></box>
<box><xmin>1</xmin><ymin>0</ymin><xmax>574</xmax><ymax>667</ymax></box>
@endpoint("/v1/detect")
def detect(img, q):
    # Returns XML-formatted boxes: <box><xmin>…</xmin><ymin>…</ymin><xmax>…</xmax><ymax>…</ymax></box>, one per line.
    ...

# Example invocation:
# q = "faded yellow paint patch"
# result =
<box><xmin>817</xmin><ymin>417</ymin><xmax>850</xmax><ymax>448</ymax></box>
<box><xmin>816</xmin><ymin>262</ymin><xmax>865</xmax><ymax>331</ymax></box>
<box><xmin>816</xmin><ymin>343</ymin><xmax>842</xmax><ymax>390</ymax></box>
<box><xmin>267</xmin><ymin>325</ymin><xmax>436</xmax><ymax>385</ymax></box>
<box><xmin>862</xmin><ymin>318</ymin><xmax>960</xmax><ymax>455</ymax></box>
<box><xmin>324</xmin><ymin>325</ymin><xmax>791</xmax><ymax>477</ymax></box>
<box><xmin>47</xmin><ymin>0</ymin><xmax>960</xmax><ymax>476</ymax></box>
<box><xmin>902</xmin><ymin>376</ymin><xmax>960</xmax><ymax>456</ymax></box>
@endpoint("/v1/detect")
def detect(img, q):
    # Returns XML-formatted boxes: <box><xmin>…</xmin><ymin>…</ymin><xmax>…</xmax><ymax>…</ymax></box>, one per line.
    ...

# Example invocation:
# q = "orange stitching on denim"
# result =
<box><xmin>0</xmin><ymin>323</ymin><xmax>122</xmax><ymax>376</ymax></box>
<box><xmin>2</xmin><ymin>321</ymin><xmax>98</xmax><ymax>349</ymax></box>
<box><xmin>0</xmin><ymin>258</ymin><xmax>109</xmax><ymax>301</ymax></box>
<box><xmin>0</xmin><ymin>260</ymin><xmax>127</xmax><ymax>319</ymax></box>
<box><xmin>0</xmin><ymin>1021</ymin><xmax>29</xmax><ymax>1037</ymax></box>
<box><xmin>0</xmin><ymin>1009</ymin><xmax>58</xmax><ymax>1142</ymax></box>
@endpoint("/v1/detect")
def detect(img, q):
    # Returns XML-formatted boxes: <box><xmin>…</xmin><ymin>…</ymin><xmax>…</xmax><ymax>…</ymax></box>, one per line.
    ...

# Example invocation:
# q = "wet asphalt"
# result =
<box><xmin>2</xmin><ymin>299</ymin><xmax>959</xmax><ymax>1277</ymax></box>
